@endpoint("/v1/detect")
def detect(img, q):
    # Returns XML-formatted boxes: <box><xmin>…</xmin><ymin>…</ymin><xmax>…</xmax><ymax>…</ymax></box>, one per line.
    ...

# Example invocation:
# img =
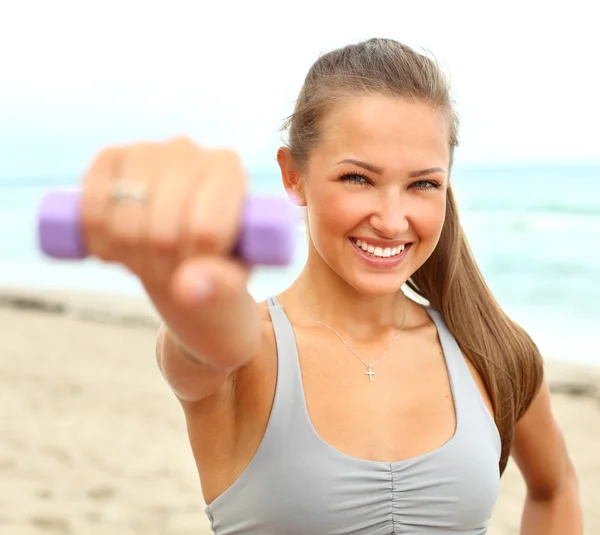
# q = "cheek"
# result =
<box><xmin>399</xmin><ymin>189</ymin><xmax>447</xmax><ymax>250</ymax></box>
<box><xmin>306</xmin><ymin>187</ymin><xmax>364</xmax><ymax>237</ymax></box>
<box><xmin>413</xmin><ymin>195</ymin><xmax>447</xmax><ymax>244</ymax></box>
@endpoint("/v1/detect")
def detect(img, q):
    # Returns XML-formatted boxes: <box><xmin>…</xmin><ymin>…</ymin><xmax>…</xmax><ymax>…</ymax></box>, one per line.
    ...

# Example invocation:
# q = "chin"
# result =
<box><xmin>345</xmin><ymin>271</ymin><xmax>407</xmax><ymax>298</ymax></box>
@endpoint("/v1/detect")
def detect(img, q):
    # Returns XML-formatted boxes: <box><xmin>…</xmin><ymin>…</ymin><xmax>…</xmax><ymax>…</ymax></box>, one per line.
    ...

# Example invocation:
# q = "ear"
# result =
<box><xmin>277</xmin><ymin>147</ymin><xmax>306</xmax><ymax>207</ymax></box>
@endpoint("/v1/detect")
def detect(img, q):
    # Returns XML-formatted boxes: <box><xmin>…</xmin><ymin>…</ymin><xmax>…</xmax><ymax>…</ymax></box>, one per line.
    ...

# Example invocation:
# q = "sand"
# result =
<box><xmin>1</xmin><ymin>286</ymin><xmax>598</xmax><ymax>535</ymax></box>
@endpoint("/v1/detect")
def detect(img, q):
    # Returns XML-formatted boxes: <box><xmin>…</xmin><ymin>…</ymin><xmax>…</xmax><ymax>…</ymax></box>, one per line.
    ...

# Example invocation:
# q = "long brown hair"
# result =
<box><xmin>280</xmin><ymin>37</ymin><xmax>544</xmax><ymax>476</ymax></box>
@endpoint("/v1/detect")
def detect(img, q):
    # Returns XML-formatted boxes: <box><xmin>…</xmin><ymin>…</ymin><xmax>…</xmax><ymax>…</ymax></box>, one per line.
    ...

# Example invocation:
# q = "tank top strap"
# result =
<box><xmin>424</xmin><ymin>307</ymin><xmax>501</xmax><ymax>442</ymax></box>
<box><xmin>424</xmin><ymin>307</ymin><xmax>474</xmax><ymax>408</ymax></box>
<box><xmin>260</xmin><ymin>296</ymin><xmax>313</xmax><ymax>451</ymax></box>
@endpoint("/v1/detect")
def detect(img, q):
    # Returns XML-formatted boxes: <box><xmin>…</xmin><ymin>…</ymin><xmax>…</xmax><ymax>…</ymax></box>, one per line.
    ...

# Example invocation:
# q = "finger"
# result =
<box><xmin>145</xmin><ymin>138</ymin><xmax>205</xmax><ymax>283</ymax></box>
<box><xmin>80</xmin><ymin>146</ymin><xmax>122</xmax><ymax>261</ymax></box>
<box><xmin>106</xmin><ymin>142</ymin><xmax>159</xmax><ymax>274</ymax></box>
<box><xmin>181</xmin><ymin>149</ymin><xmax>247</xmax><ymax>260</ymax></box>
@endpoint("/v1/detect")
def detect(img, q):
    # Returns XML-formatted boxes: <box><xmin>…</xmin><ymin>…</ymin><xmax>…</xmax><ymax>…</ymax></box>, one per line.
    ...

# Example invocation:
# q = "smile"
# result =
<box><xmin>351</xmin><ymin>238</ymin><xmax>405</xmax><ymax>258</ymax></box>
<box><xmin>349</xmin><ymin>238</ymin><xmax>412</xmax><ymax>267</ymax></box>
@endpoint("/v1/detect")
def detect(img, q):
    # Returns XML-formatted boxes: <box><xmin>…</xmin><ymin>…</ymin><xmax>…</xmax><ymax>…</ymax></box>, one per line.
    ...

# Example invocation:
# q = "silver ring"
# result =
<box><xmin>109</xmin><ymin>180</ymin><xmax>149</xmax><ymax>203</ymax></box>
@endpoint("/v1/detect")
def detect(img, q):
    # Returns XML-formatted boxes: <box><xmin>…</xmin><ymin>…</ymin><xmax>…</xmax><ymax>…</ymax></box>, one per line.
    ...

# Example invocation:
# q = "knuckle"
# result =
<box><xmin>121</xmin><ymin>141</ymin><xmax>158</xmax><ymax>165</ymax></box>
<box><xmin>151</xmin><ymin>254</ymin><xmax>176</xmax><ymax>283</ymax></box>
<box><xmin>189</xmin><ymin>228</ymin><xmax>224</xmax><ymax>254</ymax></box>
<box><xmin>111</xmin><ymin>229</ymin><xmax>138</xmax><ymax>250</ymax></box>
<box><xmin>212</xmin><ymin>148</ymin><xmax>243</xmax><ymax>169</ymax></box>
<box><xmin>89</xmin><ymin>145</ymin><xmax>122</xmax><ymax>169</ymax></box>
<box><xmin>210</xmin><ymin>150</ymin><xmax>246</xmax><ymax>189</ymax></box>
<box><xmin>168</xmin><ymin>135</ymin><xmax>195</xmax><ymax>147</ymax></box>
<box><xmin>161</xmin><ymin>137</ymin><xmax>207</xmax><ymax>176</ymax></box>
<box><xmin>166</xmin><ymin>135</ymin><xmax>204</xmax><ymax>157</ymax></box>
<box><xmin>148</xmin><ymin>232</ymin><xmax>179</xmax><ymax>256</ymax></box>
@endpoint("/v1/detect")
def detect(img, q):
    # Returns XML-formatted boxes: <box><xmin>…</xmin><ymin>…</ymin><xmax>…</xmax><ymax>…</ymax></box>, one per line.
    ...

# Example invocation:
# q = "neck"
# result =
<box><xmin>293</xmin><ymin>247</ymin><xmax>407</xmax><ymax>339</ymax></box>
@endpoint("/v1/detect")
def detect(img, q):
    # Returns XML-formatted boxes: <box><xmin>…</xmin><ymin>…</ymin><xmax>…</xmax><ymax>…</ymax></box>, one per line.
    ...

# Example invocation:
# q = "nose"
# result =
<box><xmin>369</xmin><ymin>193</ymin><xmax>409</xmax><ymax>239</ymax></box>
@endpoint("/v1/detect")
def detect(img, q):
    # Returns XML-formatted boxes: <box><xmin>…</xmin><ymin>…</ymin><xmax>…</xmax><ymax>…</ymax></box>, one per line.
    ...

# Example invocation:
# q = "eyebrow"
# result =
<box><xmin>336</xmin><ymin>158</ymin><xmax>445</xmax><ymax>177</ymax></box>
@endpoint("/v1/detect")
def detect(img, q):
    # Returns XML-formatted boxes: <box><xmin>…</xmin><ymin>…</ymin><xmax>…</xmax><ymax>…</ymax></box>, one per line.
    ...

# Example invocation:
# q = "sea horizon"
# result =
<box><xmin>2</xmin><ymin>162</ymin><xmax>599</xmax><ymax>365</ymax></box>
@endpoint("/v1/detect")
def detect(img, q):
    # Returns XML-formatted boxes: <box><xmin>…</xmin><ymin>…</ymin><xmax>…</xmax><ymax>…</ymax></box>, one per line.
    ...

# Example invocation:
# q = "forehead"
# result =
<box><xmin>315</xmin><ymin>94</ymin><xmax>450</xmax><ymax>169</ymax></box>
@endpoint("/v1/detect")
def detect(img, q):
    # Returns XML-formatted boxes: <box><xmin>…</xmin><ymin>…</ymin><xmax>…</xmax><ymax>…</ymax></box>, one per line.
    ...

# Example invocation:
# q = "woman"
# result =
<box><xmin>80</xmin><ymin>38</ymin><xmax>582</xmax><ymax>533</ymax></box>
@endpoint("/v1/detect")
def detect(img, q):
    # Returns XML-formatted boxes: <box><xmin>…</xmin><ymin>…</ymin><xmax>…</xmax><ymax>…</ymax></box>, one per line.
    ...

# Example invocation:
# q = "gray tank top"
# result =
<box><xmin>205</xmin><ymin>296</ymin><xmax>501</xmax><ymax>534</ymax></box>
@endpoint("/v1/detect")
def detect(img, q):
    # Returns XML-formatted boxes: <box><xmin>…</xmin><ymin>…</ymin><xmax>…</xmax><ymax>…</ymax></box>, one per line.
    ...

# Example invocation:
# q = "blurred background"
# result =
<box><xmin>1</xmin><ymin>1</ymin><xmax>598</xmax><ymax>534</ymax></box>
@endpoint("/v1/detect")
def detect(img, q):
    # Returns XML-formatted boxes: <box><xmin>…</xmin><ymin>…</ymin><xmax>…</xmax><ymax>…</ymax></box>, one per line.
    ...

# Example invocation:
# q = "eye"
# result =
<box><xmin>339</xmin><ymin>172</ymin><xmax>371</xmax><ymax>186</ymax></box>
<box><xmin>410</xmin><ymin>180</ymin><xmax>442</xmax><ymax>191</ymax></box>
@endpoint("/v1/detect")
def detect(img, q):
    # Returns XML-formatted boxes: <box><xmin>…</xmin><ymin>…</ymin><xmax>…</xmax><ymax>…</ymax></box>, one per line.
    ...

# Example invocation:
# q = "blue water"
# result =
<box><xmin>1</xmin><ymin>165</ymin><xmax>599</xmax><ymax>364</ymax></box>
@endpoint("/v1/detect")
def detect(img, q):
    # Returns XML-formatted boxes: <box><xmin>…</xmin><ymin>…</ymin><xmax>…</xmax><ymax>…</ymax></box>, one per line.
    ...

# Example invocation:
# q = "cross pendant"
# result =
<box><xmin>365</xmin><ymin>367</ymin><xmax>375</xmax><ymax>382</ymax></box>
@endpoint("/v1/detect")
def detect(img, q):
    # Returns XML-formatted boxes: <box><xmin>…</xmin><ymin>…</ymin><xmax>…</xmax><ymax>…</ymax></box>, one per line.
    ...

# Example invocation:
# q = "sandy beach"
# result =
<box><xmin>1</xmin><ymin>286</ymin><xmax>598</xmax><ymax>535</ymax></box>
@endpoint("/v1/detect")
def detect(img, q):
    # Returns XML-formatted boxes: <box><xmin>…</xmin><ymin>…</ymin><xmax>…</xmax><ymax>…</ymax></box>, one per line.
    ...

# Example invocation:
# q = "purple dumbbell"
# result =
<box><xmin>37</xmin><ymin>190</ymin><xmax>296</xmax><ymax>266</ymax></box>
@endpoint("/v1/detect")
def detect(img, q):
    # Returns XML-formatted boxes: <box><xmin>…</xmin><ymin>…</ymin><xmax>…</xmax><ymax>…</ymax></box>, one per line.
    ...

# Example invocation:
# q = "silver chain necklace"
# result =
<box><xmin>305</xmin><ymin>292</ymin><xmax>407</xmax><ymax>382</ymax></box>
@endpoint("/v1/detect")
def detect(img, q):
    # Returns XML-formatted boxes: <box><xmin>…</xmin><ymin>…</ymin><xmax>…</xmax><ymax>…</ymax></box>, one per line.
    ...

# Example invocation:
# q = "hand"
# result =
<box><xmin>80</xmin><ymin>136</ymin><xmax>249</xmax><ymax>308</ymax></box>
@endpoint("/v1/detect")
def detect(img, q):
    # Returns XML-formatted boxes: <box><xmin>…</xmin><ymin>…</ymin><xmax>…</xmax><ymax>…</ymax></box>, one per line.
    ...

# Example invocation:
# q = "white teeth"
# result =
<box><xmin>352</xmin><ymin>239</ymin><xmax>406</xmax><ymax>258</ymax></box>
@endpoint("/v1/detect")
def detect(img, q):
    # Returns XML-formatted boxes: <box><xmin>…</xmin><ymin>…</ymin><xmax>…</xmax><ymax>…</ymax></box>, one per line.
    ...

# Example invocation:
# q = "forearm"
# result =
<box><xmin>520</xmin><ymin>471</ymin><xmax>583</xmax><ymax>535</ymax></box>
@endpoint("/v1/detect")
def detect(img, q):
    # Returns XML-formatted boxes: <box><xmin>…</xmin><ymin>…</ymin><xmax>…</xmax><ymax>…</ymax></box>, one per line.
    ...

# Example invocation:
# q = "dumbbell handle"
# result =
<box><xmin>37</xmin><ymin>190</ymin><xmax>296</xmax><ymax>266</ymax></box>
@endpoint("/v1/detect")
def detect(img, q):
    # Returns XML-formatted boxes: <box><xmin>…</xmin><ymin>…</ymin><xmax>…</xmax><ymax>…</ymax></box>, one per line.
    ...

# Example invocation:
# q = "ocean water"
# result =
<box><xmin>1</xmin><ymin>165</ymin><xmax>599</xmax><ymax>364</ymax></box>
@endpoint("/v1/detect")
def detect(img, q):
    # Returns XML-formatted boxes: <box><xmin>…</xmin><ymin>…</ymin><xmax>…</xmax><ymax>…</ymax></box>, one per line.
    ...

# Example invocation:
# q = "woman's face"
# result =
<box><xmin>281</xmin><ymin>95</ymin><xmax>450</xmax><ymax>297</ymax></box>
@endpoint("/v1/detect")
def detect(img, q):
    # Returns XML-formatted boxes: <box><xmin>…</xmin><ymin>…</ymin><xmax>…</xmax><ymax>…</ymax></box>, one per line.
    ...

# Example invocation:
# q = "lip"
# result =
<box><xmin>349</xmin><ymin>238</ymin><xmax>411</xmax><ymax>268</ymax></box>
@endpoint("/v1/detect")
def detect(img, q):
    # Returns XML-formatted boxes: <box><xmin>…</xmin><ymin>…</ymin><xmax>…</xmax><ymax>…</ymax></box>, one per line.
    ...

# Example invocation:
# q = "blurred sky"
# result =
<box><xmin>0</xmin><ymin>0</ymin><xmax>598</xmax><ymax>179</ymax></box>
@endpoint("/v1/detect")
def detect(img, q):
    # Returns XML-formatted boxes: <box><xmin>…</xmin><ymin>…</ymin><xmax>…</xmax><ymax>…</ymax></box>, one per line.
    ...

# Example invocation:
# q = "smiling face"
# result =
<box><xmin>280</xmin><ymin>94</ymin><xmax>451</xmax><ymax>297</ymax></box>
